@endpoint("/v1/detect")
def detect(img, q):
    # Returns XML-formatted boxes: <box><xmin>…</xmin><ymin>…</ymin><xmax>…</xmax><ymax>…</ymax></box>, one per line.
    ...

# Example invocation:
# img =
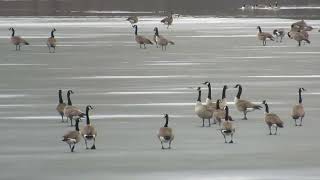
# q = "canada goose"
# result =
<box><xmin>64</xmin><ymin>90</ymin><xmax>85</xmax><ymax>126</ymax></box>
<box><xmin>47</xmin><ymin>28</ymin><xmax>56</xmax><ymax>53</ymax></box>
<box><xmin>257</xmin><ymin>26</ymin><xmax>274</xmax><ymax>46</ymax></box>
<box><xmin>132</xmin><ymin>25</ymin><xmax>153</xmax><ymax>49</ymax></box>
<box><xmin>213</xmin><ymin>100</ymin><xmax>233</xmax><ymax>126</ymax></box>
<box><xmin>273</xmin><ymin>29</ymin><xmax>285</xmax><ymax>42</ymax></box>
<box><xmin>195</xmin><ymin>87</ymin><xmax>213</xmax><ymax>127</ymax></box>
<box><xmin>153</xmin><ymin>27</ymin><xmax>174</xmax><ymax>51</ymax></box>
<box><xmin>287</xmin><ymin>30</ymin><xmax>310</xmax><ymax>46</ymax></box>
<box><xmin>234</xmin><ymin>84</ymin><xmax>262</xmax><ymax>120</ymax></box>
<box><xmin>291</xmin><ymin>20</ymin><xmax>313</xmax><ymax>31</ymax></box>
<box><xmin>262</xmin><ymin>100</ymin><xmax>283</xmax><ymax>135</ymax></box>
<box><xmin>56</xmin><ymin>90</ymin><xmax>66</xmax><ymax>122</ymax></box>
<box><xmin>62</xmin><ymin>118</ymin><xmax>81</xmax><ymax>152</ymax></box>
<box><xmin>292</xmin><ymin>88</ymin><xmax>306</xmax><ymax>126</ymax></box>
<box><xmin>157</xmin><ymin>114</ymin><xmax>174</xmax><ymax>149</ymax></box>
<box><xmin>8</xmin><ymin>27</ymin><xmax>29</xmax><ymax>51</ymax></box>
<box><xmin>220</xmin><ymin>106</ymin><xmax>235</xmax><ymax>143</ymax></box>
<box><xmin>126</xmin><ymin>16</ymin><xmax>138</xmax><ymax>24</ymax></box>
<box><xmin>160</xmin><ymin>13</ymin><xmax>173</xmax><ymax>29</ymax></box>
<box><xmin>220</xmin><ymin>85</ymin><xmax>228</xmax><ymax>109</ymax></box>
<box><xmin>81</xmin><ymin>105</ymin><xmax>97</xmax><ymax>149</ymax></box>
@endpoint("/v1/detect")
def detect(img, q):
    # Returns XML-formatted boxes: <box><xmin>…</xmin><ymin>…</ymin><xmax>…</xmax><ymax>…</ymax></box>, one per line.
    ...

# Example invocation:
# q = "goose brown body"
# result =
<box><xmin>64</xmin><ymin>90</ymin><xmax>85</xmax><ymax>126</ymax></box>
<box><xmin>62</xmin><ymin>119</ymin><xmax>81</xmax><ymax>152</ymax></box>
<box><xmin>291</xmin><ymin>88</ymin><xmax>306</xmax><ymax>126</ymax></box>
<box><xmin>257</xmin><ymin>26</ymin><xmax>274</xmax><ymax>46</ymax></box>
<box><xmin>9</xmin><ymin>28</ymin><xmax>29</xmax><ymax>50</ymax></box>
<box><xmin>263</xmin><ymin>100</ymin><xmax>283</xmax><ymax>135</ymax></box>
<box><xmin>47</xmin><ymin>28</ymin><xmax>56</xmax><ymax>53</ymax></box>
<box><xmin>157</xmin><ymin>114</ymin><xmax>174</xmax><ymax>149</ymax></box>
<box><xmin>81</xmin><ymin>105</ymin><xmax>97</xmax><ymax>149</ymax></box>
<box><xmin>132</xmin><ymin>25</ymin><xmax>153</xmax><ymax>49</ymax></box>
<box><xmin>195</xmin><ymin>87</ymin><xmax>213</xmax><ymax>127</ymax></box>
<box><xmin>56</xmin><ymin>90</ymin><xmax>66</xmax><ymax>122</ymax></box>
<box><xmin>234</xmin><ymin>84</ymin><xmax>262</xmax><ymax>120</ymax></box>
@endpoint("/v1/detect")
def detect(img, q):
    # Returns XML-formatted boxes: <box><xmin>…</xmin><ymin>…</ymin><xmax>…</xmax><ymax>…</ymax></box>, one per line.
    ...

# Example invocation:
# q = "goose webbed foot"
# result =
<box><xmin>91</xmin><ymin>145</ymin><xmax>96</xmax><ymax>150</ymax></box>
<box><xmin>229</xmin><ymin>140</ymin><xmax>233</xmax><ymax>144</ymax></box>
<box><xmin>71</xmin><ymin>145</ymin><xmax>75</xmax><ymax>152</ymax></box>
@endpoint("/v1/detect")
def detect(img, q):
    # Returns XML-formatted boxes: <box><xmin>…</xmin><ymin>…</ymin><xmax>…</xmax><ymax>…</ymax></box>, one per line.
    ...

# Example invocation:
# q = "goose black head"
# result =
<box><xmin>153</xmin><ymin>27</ymin><xmax>158</xmax><ymax>31</ymax></box>
<box><xmin>262</xmin><ymin>100</ymin><xmax>267</xmax><ymax>104</ymax></box>
<box><xmin>132</xmin><ymin>25</ymin><xmax>137</xmax><ymax>28</ymax></box>
<box><xmin>234</xmin><ymin>84</ymin><xmax>241</xmax><ymax>88</ymax></box>
<box><xmin>86</xmin><ymin>105</ymin><xmax>94</xmax><ymax>110</ymax></box>
<box><xmin>202</xmin><ymin>81</ymin><xmax>210</xmax><ymax>85</ymax></box>
<box><xmin>197</xmin><ymin>87</ymin><xmax>201</xmax><ymax>91</ymax></box>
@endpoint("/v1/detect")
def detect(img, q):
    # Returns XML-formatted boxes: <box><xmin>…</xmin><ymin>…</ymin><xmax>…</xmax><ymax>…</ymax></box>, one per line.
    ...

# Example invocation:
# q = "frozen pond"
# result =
<box><xmin>0</xmin><ymin>17</ymin><xmax>320</xmax><ymax>179</ymax></box>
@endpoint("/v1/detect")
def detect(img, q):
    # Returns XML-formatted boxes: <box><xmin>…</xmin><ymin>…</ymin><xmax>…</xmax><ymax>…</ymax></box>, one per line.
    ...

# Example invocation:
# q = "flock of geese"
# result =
<box><xmin>56</xmin><ymin>82</ymin><xmax>306</xmax><ymax>151</ymax></box>
<box><xmin>257</xmin><ymin>19</ymin><xmax>313</xmax><ymax>46</ymax></box>
<box><xmin>194</xmin><ymin>82</ymin><xmax>306</xmax><ymax>143</ymax></box>
<box><xmin>57</xmin><ymin>90</ymin><xmax>97</xmax><ymax>152</ymax></box>
<box><xmin>8</xmin><ymin>17</ymin><xmax>317</xmax><ymax>53</ymax></box>
<box><xmin>7</xmin><ymin>15</ymin><xmax>313</xmax><ymax>151</ymax></box>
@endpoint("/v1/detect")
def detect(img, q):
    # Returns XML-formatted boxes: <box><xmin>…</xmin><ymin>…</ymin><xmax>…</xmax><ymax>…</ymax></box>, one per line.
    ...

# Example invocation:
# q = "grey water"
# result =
<box><xmin>0</xmin><ymin>0</ymin><xmax>320</xmax><ymax>18</ymax></box>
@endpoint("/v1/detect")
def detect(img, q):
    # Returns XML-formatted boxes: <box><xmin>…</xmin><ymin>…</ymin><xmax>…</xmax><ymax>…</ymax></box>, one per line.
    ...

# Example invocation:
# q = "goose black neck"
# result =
<box><xmin>225</xmin><ymin>106</ymin><xmax>229</xmax><ymax>121</ymax></box>
<box><xmin>134</xmin><ymin>26</ymin><xmax>138</xmax><ymax>35</ymax></box>
<box><xmin>58</xmin><ymin>90</ymin><xmax>63</xmax><ymax>103</ymax></box>
<box><xmin>258</xmin><ymin>26</ymin><xmax>262</xmax><ymax>33</ymax></box>
<box><xmin>86</xmin><ymin>107</ymin><xmax>91</xmax><ymax>125</ymax></box>
<box><xmin>222</xmin><ymin>85</ymin><xmax>227</xmax><ymax>99</ymax></box>
<box><xmin>216</xmin><ymin>100</ymin><xmax>220</xmax><ymax>109</ymax></box>
<box><xmin>11</xmin><ymin>29</ymin><xmax>15</xmax><ymax>37</ymax></box>
<box><xmin>197</xmin><ymin>90</ymin><xmax>201</xmax><ymax>102</ymax></box>
<box><xmin>207</xmin><ymin>83</ymin><xmax>212</xmax><ymax>100</ymax></box>
<box><xmin>155</xmin><ymin>28</ymin><xmax>159</xmax><ymax>36</ymax></box>
<box><xmin>236</xmin><ymin>85</ymin><xmax>242</xmax><ymax>99</ymax></box>
<box><xmin>299</xmin><ymin>89</ymin><xmax>302</xmax><ymax>104</ymax></box>
<box><xmin>164</xmin><ymin>116</ymin><xmax>168</xmax><ymax>127</ymax></box>
<box><xmin>67</xmin><ymin>92</ymin><xmax>72</xmax><ymax>106</ymax></box>
<box><xmin>264</xmin><ymin>103</ymin><xmax>269</xmax><ymax>113</ymax></box>
<box><xmin>51</xmin><ymin>30</ymin><xmax>55</xmax><ymax>38</ymax></box>
<box><xmin>75</xmin><ymin>120</ymin><xmax>80</xmax><ymax>131</ymax></box>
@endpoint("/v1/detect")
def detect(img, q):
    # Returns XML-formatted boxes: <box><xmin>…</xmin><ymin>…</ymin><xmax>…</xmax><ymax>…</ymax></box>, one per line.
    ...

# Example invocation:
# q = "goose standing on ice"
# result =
<box><xmin>234</xmin><ymin>84</ymin><xmax>262</xmax><ymax>120</ymax></box>
<box><xmin>153</xmin><ymin>27</ymin><xmax>174</xmax><ymax>51</ymax></box>
<box><xmin>56</xmin><ymin>90</ymin><xmax>66</xmax><ymax>122</ymax></box>
<box><xmin>62</xmin><ymin>118</ymin><xmax>81</xmax><ymax>152</ymax></box>
<box><xmin>157</xmin><ymin>114</ymin><xmax>174</xmax><ymax>149</ymax></box>
<box><xmin>220</xmin><ymin>106</ymin><xmax>235</xmax><ymax>143</ymax></box>
<box><xmin>47</xmin><ymin>28</ymin><xmax>56</xmax><ymax>53</ymax></box>
<box><xmin>126</xmin><ymin>16</ymin><xmax>138</xmax><ymax>24</ymax></box>
<box><xmin>64</xmin><ymin>90</ymin><xmax>86</xmax><ymax>126</ymax></box>
<box><xmin>291</xmin><ymin>88</ymin><xmax>306</xmax><ymax>126</ymax></box>
<box><xmin>81</xmin><ymin>105</ymin><xmax>97</xmax><ymax>149</ymax></box>
<box><xmin>9</xmin><ymin>27</ymin><xmax>29</xmax><ymax>51</ymax></box>
<box><xmin>262</xmin><ymin>100</ymin><xmax>283</xmax><ymax>135</ymax></box>
<box><xmin>273</xmin><ymin>29</ymin><xmax>285</xmax><ymax>42</ymax></box>
<box><xmin>161</xmin><ymin>13</ymin><xmax>173</xmax><ymax>29</ymax></box>
<box><xmin>257</xmin><ymin>26</ymin><xmax>274</xmax><ymax>46</ymax></box>
<box><xmin>195</xmin><ymin>87</ymin><xmax>213</xmax><ymax>127</ymax></box>
<box><xmin>287</xmin><ymin>30</ymin><xmax>310</xmax><ymax>46</ymax></box>
<box><xmin>132</xmin><ymin>25</ymin><xmax>153</xmax><ymax>49</ymax></box>
<box><xmin>213</xmin><ymin>100</ymin><xmax>233</xmax><ymax>126</ymax></box>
